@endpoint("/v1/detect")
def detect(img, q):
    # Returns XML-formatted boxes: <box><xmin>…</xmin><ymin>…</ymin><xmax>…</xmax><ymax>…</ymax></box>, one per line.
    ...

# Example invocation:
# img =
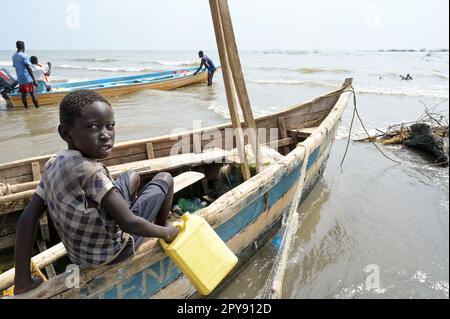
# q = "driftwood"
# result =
<box><xmin>356</xmin><ymin>105</ymin><xmax>449</xmax><ymax>166</ymax></box>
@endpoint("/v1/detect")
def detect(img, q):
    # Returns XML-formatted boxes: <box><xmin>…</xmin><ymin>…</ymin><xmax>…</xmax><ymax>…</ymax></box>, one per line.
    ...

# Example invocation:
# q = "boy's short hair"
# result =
<box><xmin>59</xmin><ymin>90</ymin><xmax>111</xmax><ymax>127</ymax></box>
<box><xmin>30</xmin><ymin>56</ymin><xmax>38</xmax><ymax>64</ymax></box>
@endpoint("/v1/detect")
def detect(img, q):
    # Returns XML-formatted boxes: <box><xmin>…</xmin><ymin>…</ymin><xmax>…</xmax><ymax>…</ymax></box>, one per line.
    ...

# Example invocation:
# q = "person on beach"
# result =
<box><xmin>13</xmin><ymin>90</ymin><xmax>179</xmax><ymax>295</ymax></box>
<box><xmin>193</xmin><ymin>50</ymin><xmax>216</xmax><ymax>86</ymax></box>
<box><xmin>12</xmin><ymin>41</ymin><xmax>39</xmax><ymax>108</ymax></box>
<box><xmin>30</xmin><ymin>56</ymin><xmax>52</xmax><ymax>93</ymax></box>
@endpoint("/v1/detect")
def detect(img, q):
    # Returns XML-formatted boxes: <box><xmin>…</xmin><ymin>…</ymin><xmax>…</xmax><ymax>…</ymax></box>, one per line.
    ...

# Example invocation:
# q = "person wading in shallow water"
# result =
<box><xmin>194</xmin><ymin>51</ymin><xmax>216</xmax><ymax>86</ymax></box>
<box><xmin>12</xmin><ymin>41</ymin><xmax>39</xmax><ymax>108</ymax></box>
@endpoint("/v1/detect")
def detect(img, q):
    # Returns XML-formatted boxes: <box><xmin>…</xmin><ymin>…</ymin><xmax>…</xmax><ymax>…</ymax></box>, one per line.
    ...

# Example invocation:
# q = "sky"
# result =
<box><xmin>0</xmin><ymin>0</ymin><xmax>448</xmax><ymax>51</ymax></box>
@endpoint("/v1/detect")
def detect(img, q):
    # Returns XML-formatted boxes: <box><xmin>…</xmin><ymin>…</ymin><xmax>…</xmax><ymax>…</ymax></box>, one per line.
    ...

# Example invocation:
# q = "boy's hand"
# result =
<box><xmin>14</xmin><ymin>276</ymin><xmax>43</xmax><ymax>295</ymax></box>
<box><xmin>163</xmin><ymin>224</ymin><xmax>180</xmax><ymax>243</ymax></box>
<box><xmin>33</xmin><ymin>80</ymin><xmax>38</xmax><ymax>87</ymax></box>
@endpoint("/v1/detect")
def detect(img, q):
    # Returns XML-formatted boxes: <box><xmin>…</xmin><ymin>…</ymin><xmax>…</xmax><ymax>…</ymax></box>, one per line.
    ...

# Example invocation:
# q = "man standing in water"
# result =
<box><xmin>193</xmin><ymin>51</ymin><xmax>216</xmax><ymax>86</ymax></box>
<box><xmin>12</xmin><ymin>41</ymin><xmax>39</xmax><ymax>108</ymax></box>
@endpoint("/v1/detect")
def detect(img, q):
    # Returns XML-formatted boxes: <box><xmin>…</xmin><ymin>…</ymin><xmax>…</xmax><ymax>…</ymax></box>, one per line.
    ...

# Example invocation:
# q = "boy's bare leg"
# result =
<box><xmin>153</xmin><ymin>172</ymin><xmax>174</xmax><ymax>226</ymax></box>
<box><xmin>21</xmin><ymin>93</ymin><xmax>28</xmax><ymax>108</ymax></box>
<box><xmin>30</xmin><ymin>92</ymin><xmax>39</xmax><ymax>108</ymax></box>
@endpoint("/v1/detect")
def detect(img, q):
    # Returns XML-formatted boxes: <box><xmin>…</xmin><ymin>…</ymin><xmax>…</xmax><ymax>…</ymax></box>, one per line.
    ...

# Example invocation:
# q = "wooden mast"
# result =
<box><xmin>209</xmin><ymin>0</ymin><xmax>262</xmax><ymax>173</ymax></box>
<box><xmin>209</xmin><ymin>0</ymin><xmax>251</xmax><ymax>180</ymax></box>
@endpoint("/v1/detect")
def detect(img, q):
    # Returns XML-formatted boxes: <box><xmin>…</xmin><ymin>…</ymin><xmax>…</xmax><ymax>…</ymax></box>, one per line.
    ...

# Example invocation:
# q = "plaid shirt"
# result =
<box><xmin>36</xmin><ymin>150</ymin><xmax>127</xmax><ymax>267</ymax></box>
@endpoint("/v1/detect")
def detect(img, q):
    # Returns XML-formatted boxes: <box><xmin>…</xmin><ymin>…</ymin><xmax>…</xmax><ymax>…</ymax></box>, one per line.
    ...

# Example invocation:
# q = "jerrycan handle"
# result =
<box><xmin>181</xmin><ymin>212</ymin><xmax>191</xmax><ymax>223</ymax></box>
<box><xmin>159</xmin><ymin>213</ymin><xmax>190</xmax><ymax>249</ymax></box>
<box><xmin>174</xmin><ymin>212</ymin><xmax>191</xmax><ymax>232</ymax></box>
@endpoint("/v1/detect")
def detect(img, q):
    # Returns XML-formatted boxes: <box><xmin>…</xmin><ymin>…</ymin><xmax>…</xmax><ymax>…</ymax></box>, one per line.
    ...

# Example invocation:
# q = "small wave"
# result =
<box><xmin>67</xmin><ymin>78</ymin><xmax>89</xmax><ymax>83</ymax></box>
<box><xmin>253</xmin><ymin>79</ymin><xmax>338</xmax><ymax>88</ymax></box>
<box><xmin>55</xmin><ymin>64</ymin><xmax>158</xmax><ymax>73</ymax></box>
<box><xmin>252</xmin><ymin>78</ymin><xmax>449</xmax><ymax>99</ymax></box>
<box><xmin>48</xmin><ymin>76</ymin><xmax>69</xmax><ymax>83</ymax></box>
<box><xmin>356</xmin><ymin>86</ymin><xmax>449</xmax><ymax>99</ymax></box>
<box><xmin>155</xmin><ymin>60</ymin><xmax>197</xmax><ymax>67</ymax></box>
<box><xmin>70</xmin><ymin>58</ymin><xmax>120</xmax><ymax>62</ymax></box>
<box><xmin>257</xmin><ymin>50</ymin><xmax>322</xmax><ymax>55</ymax></box>
<box><xmin>297</xmin><ymin>67</ymin><xmax>351</xmax><ymax>74</ymax></box>
<box><xmin>432</xmin><ymin>73</ymin><xmax>449</xmax><ymax>80</ymax></box>
<box><xmin>256</xmin><ymin>66</ymin><xmax>298</xmax><ymax>73</ymax></box>
<box><xmin>0</xmin><ymin>60</ymin><xmax>12</xmax><ymax>67</ymax></box>
<box><xmin>208</xmin><ymin>102</ymin><xmax>231</xmax><ymax>119</ymax></box>
<box><xmin>379</xmin><ymin>71</ymin><xmax>449</xmax><ymax>80</ymax></box>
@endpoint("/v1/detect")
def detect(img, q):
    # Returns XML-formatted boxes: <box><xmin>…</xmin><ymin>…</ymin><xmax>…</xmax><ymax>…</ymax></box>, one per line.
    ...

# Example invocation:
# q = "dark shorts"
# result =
<box><xmin>109</xmin><ymin>173</ymin><xmax>169</xmax><ymax>264</ymax></box>
<box><xmin>19</xmin><ymin>83</ymin><xmax>35</xmax><ymax>93</ymax></box>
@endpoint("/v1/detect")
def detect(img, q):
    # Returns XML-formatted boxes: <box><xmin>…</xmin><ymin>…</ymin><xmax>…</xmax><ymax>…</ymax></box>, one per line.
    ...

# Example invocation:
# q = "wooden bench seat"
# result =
<box><xmin>287</xmin><ymin>127</ymin><xmax>319</xmax><ymax>139</ymax></box>
<box><xmin>108</xmin><ymin>148</ymin><xmax>230</xmax><ymax>178</ymax></box>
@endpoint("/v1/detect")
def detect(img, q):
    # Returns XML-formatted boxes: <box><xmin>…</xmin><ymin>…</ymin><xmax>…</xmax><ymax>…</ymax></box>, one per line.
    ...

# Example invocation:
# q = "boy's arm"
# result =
<box><xmin>101</xmin><ymin>188</ymin><xmax>179</xmax><ymax>242</ymax></box>
<box><xmin>13</xmin><ymin>194</ymin><xmax>47</xmax><ymax>295</ymax></box>
<box><xmin>45</xmin><ymin>62</ymin><xmax>52</xmax><ymax>76</ymax></box>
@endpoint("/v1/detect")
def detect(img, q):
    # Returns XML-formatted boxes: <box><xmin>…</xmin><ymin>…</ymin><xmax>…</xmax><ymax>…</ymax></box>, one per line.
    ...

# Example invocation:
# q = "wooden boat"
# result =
<box><xmin>0</xmin><ymin>78</ymin><xmax>353</xmax><ymax>298</ymax></box>
<box><xmin>4</xmin><ymin>68</ymin><xmax>209</xmax><ymax>107</ymax></box>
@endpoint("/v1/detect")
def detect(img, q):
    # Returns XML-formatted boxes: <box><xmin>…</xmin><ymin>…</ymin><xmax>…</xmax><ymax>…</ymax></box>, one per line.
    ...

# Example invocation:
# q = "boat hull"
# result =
<box><xmin>6</xmin><ymin>71</ymin><xmax>208</xmax><ymax>107</ymax></box>
<box><xmin>0</xmin><ymin>80</ymin><xmax>353</xmax><ymax>298</ymax></box>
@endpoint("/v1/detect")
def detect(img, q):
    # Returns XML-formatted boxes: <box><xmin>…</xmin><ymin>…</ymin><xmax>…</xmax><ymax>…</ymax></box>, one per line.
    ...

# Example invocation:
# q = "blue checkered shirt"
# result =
<box><xmin>36</xmin><ymin>150</ymin><xmax>127</xmax><ymax>266</ymax></box>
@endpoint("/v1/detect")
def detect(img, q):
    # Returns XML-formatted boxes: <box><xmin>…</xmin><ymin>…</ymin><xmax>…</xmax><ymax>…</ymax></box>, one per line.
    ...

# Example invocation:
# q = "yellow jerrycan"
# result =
<box><xmin>159</xmin><ymin>212</ymin><xmax>238</xmax><ymax>296</ymax></box>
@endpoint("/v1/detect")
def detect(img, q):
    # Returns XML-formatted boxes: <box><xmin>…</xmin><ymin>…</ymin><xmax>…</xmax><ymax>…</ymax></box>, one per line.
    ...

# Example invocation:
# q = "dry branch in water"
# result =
<box><xmin>356</xmin><ymin>104</ymin><xmax>449</xmax><ymax>165</ymax></box>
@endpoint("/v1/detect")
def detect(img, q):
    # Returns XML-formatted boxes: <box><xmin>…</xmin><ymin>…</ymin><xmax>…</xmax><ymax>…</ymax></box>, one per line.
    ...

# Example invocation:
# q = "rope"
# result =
<box><xmin>31</xmin><ymin>260</ymin><xmax>48</xmax><ymax>282</ymax></box>
<box><xmin>340</xmin><ymin>86</ymin><xmax>402</xmax><ymax>167</ymax></box>
<box><xmin>0</xmin><ymin>261</ymin><xmax>47</xmax><ymax>297</ymax></box>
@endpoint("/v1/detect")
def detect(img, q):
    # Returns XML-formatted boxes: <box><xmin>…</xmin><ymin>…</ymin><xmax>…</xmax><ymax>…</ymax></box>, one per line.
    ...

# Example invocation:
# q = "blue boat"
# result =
<box><xmin>2</xmin><ymin>67</ymin><xmax>209</xmax><ymax>107</ymax></box>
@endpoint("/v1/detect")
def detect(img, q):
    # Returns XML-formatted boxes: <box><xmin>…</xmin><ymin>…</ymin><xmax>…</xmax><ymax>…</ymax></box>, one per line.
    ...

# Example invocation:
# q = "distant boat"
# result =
<box><xmin>1</xmin><ymin>68</ymin><xmax>209</xmax><ymax>107</ymax></box>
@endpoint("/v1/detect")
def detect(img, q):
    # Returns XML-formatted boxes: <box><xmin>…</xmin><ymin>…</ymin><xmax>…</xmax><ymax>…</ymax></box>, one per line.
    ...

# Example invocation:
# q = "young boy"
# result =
<box><xmin>13</xmin><ymin>90</ymin><xmax>179</xmax><ymax>295</ymax></box>
<box><xmin>193</xmin><ymin>51</ymin><xmax>216</xmax><ymax>86</ymax></box>
<box><xmin>30</xmin><ymin>56</ymin><xmax>52</xmax><ymax>93</ymax></box>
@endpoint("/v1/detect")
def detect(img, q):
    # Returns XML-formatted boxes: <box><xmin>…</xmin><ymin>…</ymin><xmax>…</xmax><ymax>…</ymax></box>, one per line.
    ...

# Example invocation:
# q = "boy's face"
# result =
<box><xmin>66</xmin><ymin>101</ymin><xmax>115</xmax><ymax>159</ymax></box>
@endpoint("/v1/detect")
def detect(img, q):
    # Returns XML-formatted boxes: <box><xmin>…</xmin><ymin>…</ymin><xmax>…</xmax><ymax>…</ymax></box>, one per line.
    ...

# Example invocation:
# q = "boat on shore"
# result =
<box><xmin>0</xmin><ymin>78</ymin><xmax>353</xmax><ymax>298</ymax></box>
<box><xmin>1</xmin><ymin>67</ymin><xmax>209</xmax><ymax>107</ymax></box>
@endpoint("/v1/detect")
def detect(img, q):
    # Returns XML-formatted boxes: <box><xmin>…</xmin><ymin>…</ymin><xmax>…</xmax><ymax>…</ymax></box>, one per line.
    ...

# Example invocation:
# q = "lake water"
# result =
<box><xmin>0</xmin><ymin>50</ymin><xmax>448</xmax><ymax>298</ymax></box>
